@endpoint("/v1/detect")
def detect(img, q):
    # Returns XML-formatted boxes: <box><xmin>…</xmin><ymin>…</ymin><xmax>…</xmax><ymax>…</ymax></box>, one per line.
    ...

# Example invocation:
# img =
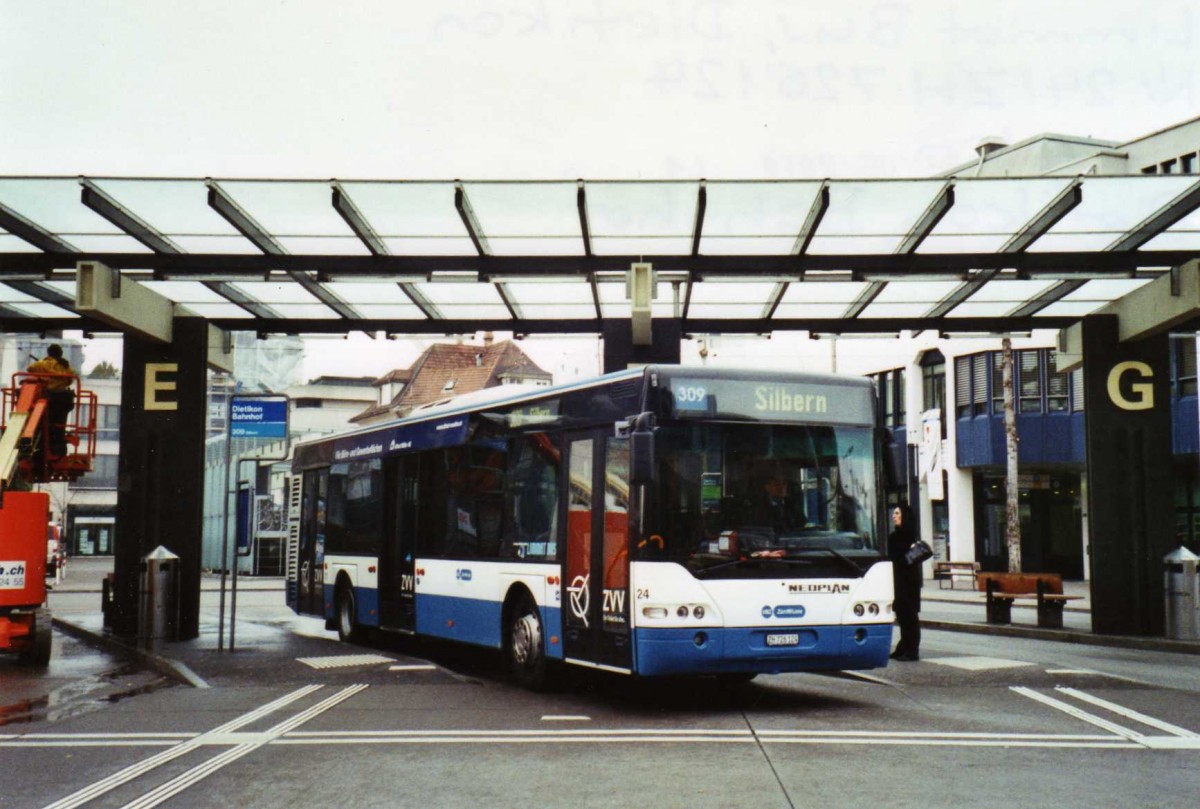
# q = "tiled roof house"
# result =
<box><xmin>351</xmin><ymin>339</ymin><xmax>552</xmax><ymax>425</ymax></box>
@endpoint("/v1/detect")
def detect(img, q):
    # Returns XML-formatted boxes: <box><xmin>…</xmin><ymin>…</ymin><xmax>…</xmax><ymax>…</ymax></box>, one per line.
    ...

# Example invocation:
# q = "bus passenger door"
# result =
<box><xmin>379</xmin><ymin>456</ymin><xmax>417</xmax><ymax>632</ymax></box>
<box><xmin>562</xmin><ymin>432</ymin><xmax>632</xmax><ymax>672</ymax></box>
<box><xmin>298</xmin><ymin>469</ymin><xmax>328</xmax><ymax>616</ymax></box>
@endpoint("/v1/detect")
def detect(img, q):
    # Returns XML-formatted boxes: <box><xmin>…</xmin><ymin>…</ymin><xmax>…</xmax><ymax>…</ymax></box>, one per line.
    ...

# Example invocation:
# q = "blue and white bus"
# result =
<box><xmin>286</xmin><ymin>365</ymin><xmax>893</xmax><ymax>688</ymax></box>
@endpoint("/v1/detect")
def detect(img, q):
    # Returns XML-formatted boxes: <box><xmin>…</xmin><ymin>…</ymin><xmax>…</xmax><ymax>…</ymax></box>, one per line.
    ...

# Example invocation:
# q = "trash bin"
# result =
<box><xmin>139</xmin><ymin>546</ymin><xmax>180</xmax><ymax>651</ymax></box>
<box><xmin>1164</xmin><ymin>546</ymin><xmax>1199</xmax><ymax>641</ymax></box>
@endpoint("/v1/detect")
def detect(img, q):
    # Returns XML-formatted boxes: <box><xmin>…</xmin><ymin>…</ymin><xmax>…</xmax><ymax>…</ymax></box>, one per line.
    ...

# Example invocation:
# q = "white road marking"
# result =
<box><xmin>116</xmin><ymin>685</ymin><xmax>370</xmax><ymax>809</ymax></box>
<box><xmin>297</xmin><ymin>654</ymin><xmax>394</xmax><ymax>669</ymax></box>
<box><xmin>926</xmin><ymin>656</ymin><xmax>1035</xmax><ymax>671</ymax></box>
<box><xmin>41</xmin><ymin>684</ymin><xmax>325</xmax><ymax>809</ymax></box>
<box><xmin>1054</xmin><ymin>687</ymin><xmax>1199</xmax><ymax>738</ymax></box>
<box><xmin>541</xmin><ymin>715</ymin><xmax>592</xmax><ymax>721</ymax></box>
<box><xmin>1011</xmin><ymin>687</ymin><xmax>1144</xmax><ymax>742</ymax></box>
<box><xmin>389</xmin><ymin>664</ymin><xmax>437</xmax><ymax>671</ymax></box>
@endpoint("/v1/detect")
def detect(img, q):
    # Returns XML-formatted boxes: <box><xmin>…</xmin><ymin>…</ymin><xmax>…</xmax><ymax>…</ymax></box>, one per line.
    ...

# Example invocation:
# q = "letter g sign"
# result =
<box><xmin>1107</xmin><ymin>361</ymin><xmax>1154</xmax><ymax>411</ymax></box>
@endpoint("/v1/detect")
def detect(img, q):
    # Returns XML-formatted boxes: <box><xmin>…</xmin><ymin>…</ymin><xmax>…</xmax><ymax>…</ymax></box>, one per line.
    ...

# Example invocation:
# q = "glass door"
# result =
<box><xmin>562</xmin><ymin>432</ymin><xmax>632</xmax><ymax>671</ymax></box>
<box><xmin>379</xmin><ymin>456</ymin><xmax>417</xmax><ymax>631</ymax></box>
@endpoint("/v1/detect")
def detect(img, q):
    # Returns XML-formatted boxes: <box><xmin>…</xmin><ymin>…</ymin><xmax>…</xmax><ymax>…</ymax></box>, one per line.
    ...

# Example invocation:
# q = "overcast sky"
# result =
<box><xmin>2</xmin><ymin>1</ymin><xmax>1197</xmax><ymax>377</ymax></box>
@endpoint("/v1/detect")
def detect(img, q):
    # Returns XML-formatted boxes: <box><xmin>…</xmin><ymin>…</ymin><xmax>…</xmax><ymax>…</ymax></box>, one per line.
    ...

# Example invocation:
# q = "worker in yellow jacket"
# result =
<box><xmin>27</xmin><ymin>344</ymin><xmax>75</xmax><ymax>455</ymax></box>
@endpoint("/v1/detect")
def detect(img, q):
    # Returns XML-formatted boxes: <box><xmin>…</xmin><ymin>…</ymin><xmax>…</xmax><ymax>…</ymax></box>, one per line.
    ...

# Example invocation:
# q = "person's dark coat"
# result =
<box><xmin>888</xmin><ymin>505</ymin><xmax>922</xmax><ymax>659</ymax></box>
<box><xmin>888</xmin><ymin>518</ymin><xmax>923</xmax><ymax>611</ymax></box>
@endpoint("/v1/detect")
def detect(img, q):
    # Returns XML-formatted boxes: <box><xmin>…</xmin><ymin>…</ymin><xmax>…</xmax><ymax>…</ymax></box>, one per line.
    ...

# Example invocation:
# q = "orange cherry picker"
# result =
<box><xmin>0</xmin><ymin>369</ymin><xmax>96</xmax><ymax>665</ymax></box>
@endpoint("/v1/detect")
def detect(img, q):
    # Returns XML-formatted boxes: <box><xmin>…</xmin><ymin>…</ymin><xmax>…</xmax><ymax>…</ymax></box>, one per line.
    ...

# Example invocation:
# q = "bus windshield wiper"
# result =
<box><xmin>692</xmin><ymin>554</ymin><xmax>814</xmax><ymax>577</ymax></box>
<box><xmin>791</xmin><ymin>547</ymin><xmax>864</xmax><ymax>576</ymax></box>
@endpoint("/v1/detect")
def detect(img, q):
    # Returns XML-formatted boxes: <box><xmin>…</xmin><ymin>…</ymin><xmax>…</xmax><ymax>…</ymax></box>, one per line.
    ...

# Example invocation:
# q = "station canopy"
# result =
<box><xmin>2</xmin><ymin>175</ymin><xmax>1200</xmax><ymax>336</ymax></box>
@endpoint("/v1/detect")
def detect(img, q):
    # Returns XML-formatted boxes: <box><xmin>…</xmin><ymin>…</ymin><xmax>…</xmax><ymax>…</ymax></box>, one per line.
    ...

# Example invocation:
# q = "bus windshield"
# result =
<box><xmin>642</xmin><ymin>422</ymin><xmax>882</xmax><ymax>577</ymax></box>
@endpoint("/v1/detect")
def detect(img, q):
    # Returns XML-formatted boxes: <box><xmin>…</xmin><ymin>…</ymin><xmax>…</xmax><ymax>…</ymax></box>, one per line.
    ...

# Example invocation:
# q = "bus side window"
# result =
<box><xmin>503</xmin><ymin>433</ymin><xmax>560</xmax><ymax>561</ymax></box>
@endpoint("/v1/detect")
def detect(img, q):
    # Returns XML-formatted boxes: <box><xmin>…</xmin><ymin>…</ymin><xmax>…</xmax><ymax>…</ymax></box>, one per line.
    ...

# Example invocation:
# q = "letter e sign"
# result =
<box><xmin>144</xmin><ymin>362</ymin><xmax>179</xmax><ymax>411</ymax></box>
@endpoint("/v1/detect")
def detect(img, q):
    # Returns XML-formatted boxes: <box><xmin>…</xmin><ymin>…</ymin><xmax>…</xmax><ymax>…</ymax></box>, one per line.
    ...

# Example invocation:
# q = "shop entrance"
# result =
<box><xmin>975</xmin><ymin>472</ymin><xmax>1083</xmax><ymax>579</ymax></box>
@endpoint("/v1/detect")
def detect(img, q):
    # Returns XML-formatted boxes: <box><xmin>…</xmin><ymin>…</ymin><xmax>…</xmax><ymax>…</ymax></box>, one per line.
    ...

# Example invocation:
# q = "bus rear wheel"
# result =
<box><xmin>507</xmin><ymin>595</ymin><xmax>547</xmax><ymax>690</ymax></box>
<box><xmin>336</xmin><ymin>586</ymin><xmax>360</xmax><ymax>643</ymax></box>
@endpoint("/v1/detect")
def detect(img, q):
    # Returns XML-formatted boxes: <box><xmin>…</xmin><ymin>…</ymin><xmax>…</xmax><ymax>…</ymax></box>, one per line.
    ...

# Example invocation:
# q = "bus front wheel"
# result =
<box><xmin>507</xmin><ymin>594</ymin><xmax>547</xmax><ymax>690</ymax></box>
<box><xmin>336</xmin><ymin>585</ymin><xmax>360</xmax><ymax>643</ymax></box>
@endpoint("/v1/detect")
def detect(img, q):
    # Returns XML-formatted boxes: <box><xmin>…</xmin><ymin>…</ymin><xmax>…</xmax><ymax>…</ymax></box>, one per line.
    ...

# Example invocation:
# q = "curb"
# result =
<box><xmin>51</xmin><ymin>617</ymin><xmax>211</xmax><ymax>689</ymax></box>
<box><xmin>922</xmin><ymin>618</ymin><xmax>1200</xmax><ymax>656</ymax></box>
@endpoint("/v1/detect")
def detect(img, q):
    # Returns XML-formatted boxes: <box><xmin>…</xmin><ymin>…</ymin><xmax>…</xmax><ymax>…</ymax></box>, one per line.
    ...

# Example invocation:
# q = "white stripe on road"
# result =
<box><xmin>541</xmin><ymin>715</ymin><xmax>592</xmax><ymax>721</ymax></box>
<box><xmin>116</xmin><ymin>685</ymin><xmax>369</xmax><ymax>809</ymax></box>
<box><xmin>41</xmin><ymin>684</ymin><xmax>325</xmax><ymax>809</ymax></box>
<box><xmin>1054</xmin><ymin>687</ymin><xmax>1200</xmax><ymax>738</ymax></box>
<box><xmin>388</xmin><ymin>664</ymin><xmax>438</xmax><ymax>671</ymax></box>
<box><xmin>1011</xmin><ymin>686</ymin><xmax>1145</xmax><ymax>742</ymax></box>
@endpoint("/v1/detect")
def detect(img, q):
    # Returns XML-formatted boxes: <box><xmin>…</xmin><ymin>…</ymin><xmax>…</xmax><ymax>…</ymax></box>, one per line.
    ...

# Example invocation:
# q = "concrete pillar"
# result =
<box><xmin>111</xmin><ymin>317</ymin><xmax>208</xmax><ymax>639</ymax></box>
<box><xmin>1081</xmin><ymin>315</ymin><xmax>1174</xmax><ymax>635</ymax></box>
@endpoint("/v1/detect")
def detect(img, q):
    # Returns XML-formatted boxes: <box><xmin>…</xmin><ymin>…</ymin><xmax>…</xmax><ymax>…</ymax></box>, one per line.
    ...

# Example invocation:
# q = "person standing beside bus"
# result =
<box><xmin>27</xmin><ymin>343</ymin><xmax>75</xmax><ymax>456</ymax></box>
<box><xmin>887</xmin><ymin>504</ymin><xmax>922</xmax><ymax>661</ymax></box>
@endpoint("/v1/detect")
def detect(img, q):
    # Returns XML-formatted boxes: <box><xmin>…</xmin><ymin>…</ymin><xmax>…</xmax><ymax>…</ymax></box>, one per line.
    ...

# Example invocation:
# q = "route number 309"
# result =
<box><xmin>674</xmin><ymin>386</ymin><xmax>708</xmax><ymax>406</ymax></box>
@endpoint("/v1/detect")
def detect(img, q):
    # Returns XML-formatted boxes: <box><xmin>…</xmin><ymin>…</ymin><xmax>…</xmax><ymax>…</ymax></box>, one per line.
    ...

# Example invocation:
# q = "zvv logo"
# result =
<box><xmin>602</xmin><ymin>588</ymin><xmax>626</xmax><ymax>615</ymax></box>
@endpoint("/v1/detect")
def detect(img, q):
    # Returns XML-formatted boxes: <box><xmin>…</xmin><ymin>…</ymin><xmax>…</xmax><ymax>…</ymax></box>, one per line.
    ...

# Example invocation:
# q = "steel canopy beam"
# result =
<box><xmin>1008</xmin><ymin>279</ymin><xmax>1087</xmax><ymax>318</ymax></box>
<box><xmin>201</xmin><ymin>315</ymin><xmax>1074</xmax><ymax>336</ymax></box>
<box><xmin>0</xmin><ymin>200</ymin><xmax>76</xmax><ymax>253</ymax></box>
<box><xmin>79</xmin><ymin>179</ymin><xmax>277</xmax><ymax>319</ymax></box>
<box><xmin>332</xmin><ymin>182</ymin><xmax>388</xmax><ymax>256</ymax></box>
<box><xmin>455</xmin><ymin>182</ymin><xmax>491</xmax><ymax>256</ymax></box>
<box><xmin>841</xmin><ymin>280</ymin><xmax>886</xmax><ymax>319</ymax></box>
<box><xmin>1107</xmin><ymin>178</ymin><xmax>1200</xmax><ymax>252</ymax></box>
<box><xmin>207</xmin><ymin>180</ymin><xmax>359</xmax><ymax>320</ymax></box>
<box><xmin>5</xmin><ymin>250</ymin><xmax>1191</xmax><ymax>275</ymax></box>
<box><xmin>792</xmin><ymin>181</ymin><xmax>829</xmax><ymax>256</ymax></box>
<box><xmin>1001</xmin><ymin>177</ymin><xmax>1084</xmax><ymax>254</ymax></box>
<box><xmin>691</xmin><ymin>180</ymin><xmax>707</xmax><ymax>256</ymax></box>
<box><xmin>926</xmin><ymin>178</ymin><xmax>1085</xmax><ymax>318</ymax></box>
<box><xmin>80</xmin><ymin>179</ymin><xmax>182</xmax><ymax>254</ymax></box>
<box><xmin>206</xmin><ymin>181</ymin><xmax>285</xmax><ymax>255</ymax></box>
<box><xmin>3</xmin><ymin>279</ymin><xmax>76</xmax><ymax>308</ymax></box>
<box><xmin>763</xmin><ymin>282</ymin><xmax>789</xmax><ymax>319</ymax></box>
<box><xmin>577</xmin><ymin>180</ymin><xmax>593</xmax><ymax>257</ymax></box>
<box><xmin>494</xmin><ymin>282</ymin><xmax>521</xmax><ymax>320</ymax></box>
<box><xmin>896</xmin><ymin>180</ymin><xmax>954</xmax><ymax>255</ymax></box>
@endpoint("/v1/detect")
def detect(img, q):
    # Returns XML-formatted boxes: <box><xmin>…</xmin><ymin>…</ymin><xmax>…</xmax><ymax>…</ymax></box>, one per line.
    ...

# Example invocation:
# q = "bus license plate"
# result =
<box><xmin>766</xmin><ymin>633</ymin><xmax>800</xmax><ymax>647</ymax></box>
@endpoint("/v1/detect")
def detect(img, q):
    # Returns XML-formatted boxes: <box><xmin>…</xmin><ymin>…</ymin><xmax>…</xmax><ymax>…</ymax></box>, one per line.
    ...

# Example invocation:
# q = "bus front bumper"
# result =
<box><xmin>633</xmin><ymin>623</ymin><xmax>892</xmax><ymax>677</ymax></box>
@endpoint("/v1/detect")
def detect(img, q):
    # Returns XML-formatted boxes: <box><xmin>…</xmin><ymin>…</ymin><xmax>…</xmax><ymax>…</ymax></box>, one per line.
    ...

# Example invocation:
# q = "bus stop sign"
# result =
<box><xmin>229</xmin><ymin>396</ymin><xmax>288</xmax><ymax>439</ymax></box>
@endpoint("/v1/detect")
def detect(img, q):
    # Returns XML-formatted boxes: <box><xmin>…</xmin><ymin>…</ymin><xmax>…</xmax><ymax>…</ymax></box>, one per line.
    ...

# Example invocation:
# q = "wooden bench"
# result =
<box><xmin>977</xmin><ymin>572</ymin><xmax>1083</xmax><ymax>629</ymax></box>
<box><xmin>933</xmin><ymin>561</ymin><xmax>979</xmax><ymax>590</ymax></box>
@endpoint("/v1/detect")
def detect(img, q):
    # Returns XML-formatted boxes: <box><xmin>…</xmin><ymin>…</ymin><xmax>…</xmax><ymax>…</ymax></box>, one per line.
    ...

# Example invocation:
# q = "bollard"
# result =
<box><xmin>1164</xmin><ymin>546</ymin><xmax>1200</xmax><ymax>641</ymax></box>
<box><xmin>101</xmin><ymin>573</ymin><xmax>114</xmax><ymax>629</ymax></box>
<box><xmin>139</xmin><ymin>546</ymin><xmax>180</xmax><ymax>651</ymax></box>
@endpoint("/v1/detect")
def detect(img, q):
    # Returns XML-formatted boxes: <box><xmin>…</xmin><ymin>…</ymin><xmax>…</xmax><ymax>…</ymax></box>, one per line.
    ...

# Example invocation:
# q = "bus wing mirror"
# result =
<box><xmin>630</xmin><ymin>429</ymin><xmax>656</xmax><ymax>486</ymax></box>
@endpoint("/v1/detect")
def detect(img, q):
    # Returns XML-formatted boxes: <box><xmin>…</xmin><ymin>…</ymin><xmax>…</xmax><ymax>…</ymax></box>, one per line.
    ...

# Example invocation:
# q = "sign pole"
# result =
<box><xmin>220</xmin><ymin>394</ymin><xmax>290</xmax><ymax>653</ymax></box>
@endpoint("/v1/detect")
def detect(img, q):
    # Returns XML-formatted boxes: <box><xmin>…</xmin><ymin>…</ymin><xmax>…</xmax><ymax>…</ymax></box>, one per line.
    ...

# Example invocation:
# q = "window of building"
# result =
<box><xmin>98</xmin><ymin>404</ymin><xmax>121</xmax><ymax>441</ymax></box>
<box><xmin>1071</xmin><ymin>368</ymin><xmax>1085</xmax><ymax>412</ymax></box>
<box><xmin>1019</xmin><ymin>350</ymin><xmax>1042</xmax><ymax>413</ymax></box>
<box><xmin>1161</xmin><ymin>159</ymin><xmax>1177</xmax><ymax>174</ymax></box>
<box><xmin>920</xmin><ymin>351</ymin><xmax>946</xmax><ymax>430</ymax></box>
<box><xmin>971</xmin><ymin>354</ymin><xmax>987</xmax><ymax>416</ymax></box>
<box><xmin>76</xmin><ymin>454</ymin><xmax>118</xmax><ymax>489</ymax></box>
<box><xmin>954</xmin><ymin>356</ymin><xmax>971</xmax><ymax>418</ymax></box>
<box><xmin>1172</xmin><ymin>336</ymin><xmax>1197</xmax><ymax>397</ymax></box>
<box><xmin>990</xmin><ymin>353</ymin><xmax>1006</xmax><ymax>414</ymax></box>
<box><xmin>1141</xmin><ymin>165</ymin><xmax>1158</xmax><ymax>174</ymax></box>
<box><xmin>882</xmin><ymin>370</ymin><xmax>895</xmax><ymax>427</ymax></box>
<box><xmin>1046</xmin><ymin>351</ymin><xmax>1069</xmax><ymax>412</ymax></box>
<box><xmin>1182</xmin><ymin>153</ymin><xmax>1196</xmax><ymax>174</ymax></box>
